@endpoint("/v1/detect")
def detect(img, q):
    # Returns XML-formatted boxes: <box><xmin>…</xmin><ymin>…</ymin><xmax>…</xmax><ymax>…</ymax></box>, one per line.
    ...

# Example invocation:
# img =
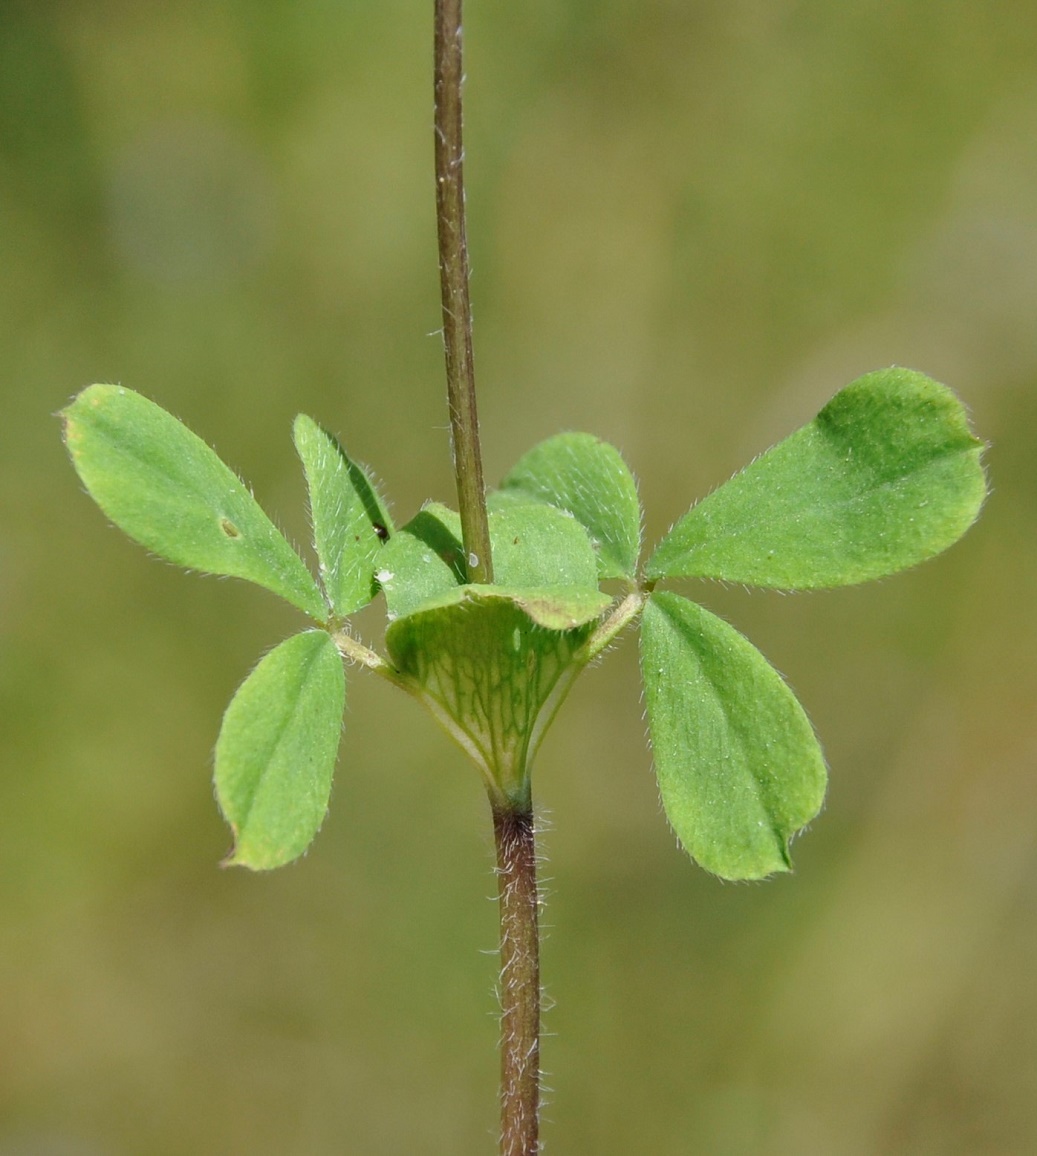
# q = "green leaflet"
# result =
<box><xmin>486</xmin><ymin>499</ymin><xmax>606</xmax><ymax>592</ymax></box>
<box><xmin>646</xmin><ymin>368</ymin><xmax>987</xmax><ymax>588</ymax></box>
<box><xmin>499</xmin><ymin>432</ymin><xmax>642</xmax><ymax>580</ymax></box>
<box><xmin>378</xmin><ymin>500</ymin><xmax>609</xmax><ymax>628</ymax></box>
<box><xmin>62</xmin><ymin>385</ymin><xmax>327</xmax><ymax>619</ymax></box>
<box><xmin>215</xmin><ymin>630</ymin><xmax>345</xmax><ymax>870</ymax></box>
<box><xmin>376</xmin><ymin>503</ymin><xmax>467</xmax><ymax>618</ymax></box>
<box><xmin>293</xmin><ymin>414</ymin><xmax>393</xmax><ymax>616</ymax></box>
<box><xmin>640</xmin><ymin>592</ymin><xmax>826</xmax><ymax>880</ymax></box>
<box><xmin>386</xmin><ymin>591</ymin><xmax>592</xmax><ymax>804</ymax></box>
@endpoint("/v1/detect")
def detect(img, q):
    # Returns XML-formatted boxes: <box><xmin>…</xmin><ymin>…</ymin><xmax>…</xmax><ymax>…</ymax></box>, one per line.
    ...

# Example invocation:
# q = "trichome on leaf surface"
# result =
<box><xmin>61</xmin><ymin>365</ymin><xmax>986</xmax><ymax>880</ymax></box>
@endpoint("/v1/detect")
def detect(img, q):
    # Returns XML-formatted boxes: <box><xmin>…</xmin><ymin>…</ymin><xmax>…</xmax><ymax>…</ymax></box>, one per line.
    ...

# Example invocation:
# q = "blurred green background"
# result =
<box><xmin>2</xmin><ymin>2</ymin><xmax>1035</xmax><ymax>1153</ymax></box>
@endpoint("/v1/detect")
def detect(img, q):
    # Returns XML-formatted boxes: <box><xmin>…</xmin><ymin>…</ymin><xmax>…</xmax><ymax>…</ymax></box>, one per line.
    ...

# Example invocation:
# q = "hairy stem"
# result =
<box><xmin>434</xmin><ymin>0</ymin><xmax>493</xmax><ymax>584</ymax></box>
<box><xmin>493</xmin><ymin>802</ymin><xmax>541</xmax><ymax>1155</ymax></box>
<box><xmin>434</xmin><ymin>3</ymin><xmax>537</xmax><ymax>1146</ymax></box>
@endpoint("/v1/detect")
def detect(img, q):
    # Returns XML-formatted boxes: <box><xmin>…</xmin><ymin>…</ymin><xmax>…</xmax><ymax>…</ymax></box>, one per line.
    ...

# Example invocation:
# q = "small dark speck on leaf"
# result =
<box><xmin>373</xmin><ymin>522</ymin><xmax>389</xmax><ymax>540</ymax></box>
<box><xmin>220</xmin><ymin>518</ymin><xmax>241</xmax><ymax>538</ymax></box>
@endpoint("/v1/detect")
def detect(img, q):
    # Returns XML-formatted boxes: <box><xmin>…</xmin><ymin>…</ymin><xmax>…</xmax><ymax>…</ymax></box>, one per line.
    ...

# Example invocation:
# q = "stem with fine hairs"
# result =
<box><xmin>493</xmin><ymin>803</ymin><xmax>541</xmax><ymax>1156</ymax></box>
<box><xmin>433</xmin><ymin>2</ymin><xmax>540</xmax><ymax>1150</ymax></box>
<box><xmin>433</xmin><ymin>0</ymin><xmax>493</xmax><ymax>585</ymax></box>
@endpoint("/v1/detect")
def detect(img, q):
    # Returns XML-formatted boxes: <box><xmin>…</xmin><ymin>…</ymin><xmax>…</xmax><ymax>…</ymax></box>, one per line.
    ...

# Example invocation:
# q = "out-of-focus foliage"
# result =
<box><xmin>2</xmin><ymin>2</ymin><xmax>1035</xmax><ymax>1153</ymax></box>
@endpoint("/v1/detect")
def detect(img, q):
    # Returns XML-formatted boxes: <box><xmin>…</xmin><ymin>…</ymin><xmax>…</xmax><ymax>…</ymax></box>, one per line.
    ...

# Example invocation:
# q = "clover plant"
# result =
<box><xmin>60</xmin><ymin>2</ymin><xmax>987</xmax><ymax>1152</ymax></box>
<box><xmin>60</xmin><ymin>367</ymin><xmax>987</xmax><ymax>876</ymax></box>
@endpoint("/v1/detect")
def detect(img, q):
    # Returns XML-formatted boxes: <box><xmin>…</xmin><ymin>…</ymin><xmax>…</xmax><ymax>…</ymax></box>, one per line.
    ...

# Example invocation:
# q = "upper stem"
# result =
<box><xmin>434</xmin><ymin>0</ymin><xmax>493</xmax><ymax>585</ymax></box>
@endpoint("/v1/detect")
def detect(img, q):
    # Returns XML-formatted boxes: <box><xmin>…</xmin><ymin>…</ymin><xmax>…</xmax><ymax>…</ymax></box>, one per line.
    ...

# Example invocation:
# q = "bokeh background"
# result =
<box><xmin>2</xmin><ymin>2</ymin><xmax>1035</xmax><ymax>1153</ymax></box>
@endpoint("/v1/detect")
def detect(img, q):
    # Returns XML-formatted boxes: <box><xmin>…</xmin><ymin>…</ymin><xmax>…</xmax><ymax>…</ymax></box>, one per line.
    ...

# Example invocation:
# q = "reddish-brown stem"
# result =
<box><xmin>433</xmin><ymin>0</ymin><xmax>493</xmax><ymax>585</ymax></box>
<box><xmin>492</xmin><ymin>802</ymin><xmax>541</xmax><ymax>1155</ymax></box>
<box><xmin>433</xmin><ymin>2</ymin><xmax>536</xmax><ymax>1145</ymax></box>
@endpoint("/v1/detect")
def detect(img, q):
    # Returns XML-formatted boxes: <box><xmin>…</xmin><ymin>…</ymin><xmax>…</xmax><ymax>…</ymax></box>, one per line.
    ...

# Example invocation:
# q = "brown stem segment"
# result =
<box><xmin>493</xmin><ymin>802</ymin><xmax>541</xmax><ymax>1155</ymax></box>
<box><xmin>434</xmin><ymin>0</ymin><xmax>493</xmax><ymax>585</ymax></box>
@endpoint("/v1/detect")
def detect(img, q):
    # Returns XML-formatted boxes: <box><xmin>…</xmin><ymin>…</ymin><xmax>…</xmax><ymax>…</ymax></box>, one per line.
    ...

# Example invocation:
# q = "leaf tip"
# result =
<box><xmin>218</xmin><ymin>845</ymin><xmax>247</xmax><ymax>871</ymax></box>
<box><xmin>685</xmin><ymin>834</ymin><xmax>796</xmax><ymax>883</ymax></box>
<box><xmin>217</xmin><ymin>826</ymin><xmax>313</xmax><ymax>872</ymax></box>
<box><xmin>219</xmin><ymin>844</ymin><xmax>276</xmax><ymax>872</ymax></box>
<box><xmin>292</xmin><ymin>411</ymin><xmax>318</xmax><ymax>445</ymax></box>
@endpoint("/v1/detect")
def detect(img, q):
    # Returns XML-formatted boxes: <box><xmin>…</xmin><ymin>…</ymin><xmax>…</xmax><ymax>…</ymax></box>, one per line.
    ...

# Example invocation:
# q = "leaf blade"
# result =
<box><xmin>640</xmin><ymin>592</ymin><xmax>826</xmax><ymax>880</ymax></box>
<box><xmin>215</xmin><ymin>630</ymin><xmax>345</xmax><ymax>870</ymax></box>
<box><xmin>62</xmin><ymin>385</ymin><xmax>327</xmax><ymax>618</ymax></box>
<box><xmin>489</xmin><ymin>499</ymin><xmax>604</xmax><ymax>593</ymax></box>
<box><xmin>378</xmin><ymin>500</ymin><xmax>607</xmax><ymax>626</ymax></box>
<box><xmin>377</xmin><ymin>504</ymin><xmax>467</xmax><ymax>621</ymax></box>
<box><xmin>293</xmin><ymin>414</ymin><xmax>392</xmax><ymax>616</ymax></box>
<box><xmin>500</xmin><ymin>432</ymin><xmax>642</xmax><ymax>579</ymax></box>
<box><xmin>646</xmin><ymin>369</ymin><xmax>987</xmax><ymax>588</ymax></box>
